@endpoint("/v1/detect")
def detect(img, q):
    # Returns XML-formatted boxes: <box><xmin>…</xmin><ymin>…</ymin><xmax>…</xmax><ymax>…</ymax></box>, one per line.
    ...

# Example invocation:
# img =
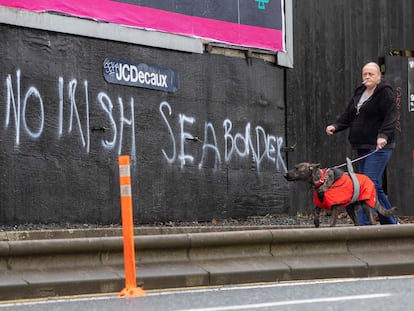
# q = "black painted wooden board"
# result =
<box><xmin>0</xmin><ymin>24</ymin><xmax>287</xmax><ymax>225</ymax></box>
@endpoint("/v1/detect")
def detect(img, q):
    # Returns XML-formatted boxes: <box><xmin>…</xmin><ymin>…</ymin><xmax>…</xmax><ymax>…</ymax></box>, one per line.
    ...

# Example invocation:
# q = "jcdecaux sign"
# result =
<box><xmin>103</xmin><ymin>58</ymin><xmax>179</xmax><ymax>93</ymax></box>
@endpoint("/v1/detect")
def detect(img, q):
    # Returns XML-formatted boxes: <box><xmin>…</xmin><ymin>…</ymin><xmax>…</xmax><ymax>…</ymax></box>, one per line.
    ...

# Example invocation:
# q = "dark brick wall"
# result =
<box><xmin>0</xmin><ymin>25</ymin><xmax>287</xmax><ymax>225</ymax></box>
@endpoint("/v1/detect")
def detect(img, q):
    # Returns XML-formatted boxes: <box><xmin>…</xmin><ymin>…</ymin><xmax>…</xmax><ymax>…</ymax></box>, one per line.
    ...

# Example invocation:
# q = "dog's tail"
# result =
<box><xmin>375</xmin><ymin>200</ymin><xmax>397</xmax><ymax>216</ymax></box>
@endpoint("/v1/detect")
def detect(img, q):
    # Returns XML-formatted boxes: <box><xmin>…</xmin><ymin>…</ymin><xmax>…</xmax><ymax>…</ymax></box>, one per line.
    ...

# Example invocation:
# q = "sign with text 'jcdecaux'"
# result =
<box><xmin>103</xmin><ymin>58</ymin><xmax>179</xmax><ymax>93</ymax></box>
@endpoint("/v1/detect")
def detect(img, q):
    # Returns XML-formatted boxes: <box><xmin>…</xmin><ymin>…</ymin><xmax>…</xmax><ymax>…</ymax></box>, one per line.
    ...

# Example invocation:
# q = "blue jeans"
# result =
<box><xmin>356</xmin><ymin>148</ymin><xmax>398</xmax><ymax>225</ymax></box>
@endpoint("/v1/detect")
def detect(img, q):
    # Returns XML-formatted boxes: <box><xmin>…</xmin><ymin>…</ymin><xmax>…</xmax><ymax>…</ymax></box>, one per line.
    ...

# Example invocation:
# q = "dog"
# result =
<box><xmin>284</xmin><ymin>162</ymin><xmax>397</xmax><ymax>227</ymax></box>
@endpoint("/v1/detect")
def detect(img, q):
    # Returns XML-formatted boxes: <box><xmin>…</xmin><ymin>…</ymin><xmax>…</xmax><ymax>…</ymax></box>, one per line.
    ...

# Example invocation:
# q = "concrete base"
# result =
<box><xmin>1</xmin><ymin>225</ymin><xmax>414</xmax><ymax>300</ymax></box>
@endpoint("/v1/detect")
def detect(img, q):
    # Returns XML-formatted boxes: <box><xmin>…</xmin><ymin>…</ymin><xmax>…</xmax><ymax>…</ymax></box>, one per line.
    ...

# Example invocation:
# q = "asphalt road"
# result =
<box><xmin>1</xmin><ymin>276</ymin><xmax>413</xmax><ymax>311</ymax></box>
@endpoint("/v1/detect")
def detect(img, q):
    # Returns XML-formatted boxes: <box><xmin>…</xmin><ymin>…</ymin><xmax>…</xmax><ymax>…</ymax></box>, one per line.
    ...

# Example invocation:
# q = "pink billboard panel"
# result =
<box><xmin>0</xmin><ymin>0</ymin><xmax>285</xmax><ymax>51</ymax></box>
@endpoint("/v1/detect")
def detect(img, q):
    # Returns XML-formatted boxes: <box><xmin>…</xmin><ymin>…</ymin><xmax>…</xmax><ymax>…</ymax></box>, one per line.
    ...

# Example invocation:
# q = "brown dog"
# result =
<box><xmin>284</xmin><ymin>162</ymin><xmax>397</xmax><ymax>227</ymax></box>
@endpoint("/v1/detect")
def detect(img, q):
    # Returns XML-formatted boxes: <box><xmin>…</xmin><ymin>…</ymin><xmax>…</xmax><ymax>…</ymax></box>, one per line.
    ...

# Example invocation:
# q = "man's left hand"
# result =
<box><xmin>376</xmin><ymin>137</ymin><xmax>387</xmax><ymax>149</ymax></box>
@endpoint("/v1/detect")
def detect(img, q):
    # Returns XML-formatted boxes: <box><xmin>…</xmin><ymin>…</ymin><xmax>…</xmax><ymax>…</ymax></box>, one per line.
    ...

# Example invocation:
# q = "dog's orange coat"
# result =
<box><xmin>313</xmin><ymin>173</ymin><xmax>376</xmax><ymax>210</ymax></box>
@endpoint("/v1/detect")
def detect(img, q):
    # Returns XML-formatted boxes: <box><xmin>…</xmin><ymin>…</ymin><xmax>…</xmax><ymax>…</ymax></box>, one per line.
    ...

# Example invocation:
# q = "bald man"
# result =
<box><xmin>325</xmin><ymin>61</ymin><xmax>398</xmax><ymax>225</ymax></box>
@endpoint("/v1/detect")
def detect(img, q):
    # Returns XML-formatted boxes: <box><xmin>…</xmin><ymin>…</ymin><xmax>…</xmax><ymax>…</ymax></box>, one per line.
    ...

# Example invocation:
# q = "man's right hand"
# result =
<box><xmin>326</xmin><ymin>125</ymin><xmax>336</xmax><ymax>136</ymax></box>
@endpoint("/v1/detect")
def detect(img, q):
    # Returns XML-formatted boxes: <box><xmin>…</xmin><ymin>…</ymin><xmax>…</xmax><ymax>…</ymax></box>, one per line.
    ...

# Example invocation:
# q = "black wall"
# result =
<box><xmin>383</xmin><ymin>56</ymin><xmax>414</xmax><ymax>215</ymax></box>
<box><xmin>0</xmin><ymin>24</ymin><xmax>287</xmax><ymax>225</ymax></box>
<box><xmin>286</xmin><ymin>0</ymin><xmax>414</xmax><ymax>215</ymax></box>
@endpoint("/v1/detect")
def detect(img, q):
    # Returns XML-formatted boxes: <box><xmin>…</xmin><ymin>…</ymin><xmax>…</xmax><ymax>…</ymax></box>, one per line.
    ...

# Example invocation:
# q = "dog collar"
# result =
<box><xmin>314</xmin><ymin>168</ymin><xmax>328</xmax><ymax>188</ymax></box>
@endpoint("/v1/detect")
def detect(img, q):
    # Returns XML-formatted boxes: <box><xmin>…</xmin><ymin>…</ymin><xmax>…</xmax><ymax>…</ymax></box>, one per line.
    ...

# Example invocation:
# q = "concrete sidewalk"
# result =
<box><xmin>1</xmin><ymin>224</ymin><xmax>414</xmax><ymax>300</ymax></box>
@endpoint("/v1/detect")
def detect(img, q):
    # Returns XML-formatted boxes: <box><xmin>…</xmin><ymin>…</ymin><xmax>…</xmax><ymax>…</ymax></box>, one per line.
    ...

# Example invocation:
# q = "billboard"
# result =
<box><xmin>0</xmin><ymin>0</ymin><xmax>285</xmax><ymax>52</ymax></box>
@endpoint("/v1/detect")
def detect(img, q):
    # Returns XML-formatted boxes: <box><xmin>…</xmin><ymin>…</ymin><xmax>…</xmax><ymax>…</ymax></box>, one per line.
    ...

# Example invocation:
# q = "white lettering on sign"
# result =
<box><xmin>116</xmin><ymin>63</ymin><xmax>168</xmax><ymax>88</ymax></box>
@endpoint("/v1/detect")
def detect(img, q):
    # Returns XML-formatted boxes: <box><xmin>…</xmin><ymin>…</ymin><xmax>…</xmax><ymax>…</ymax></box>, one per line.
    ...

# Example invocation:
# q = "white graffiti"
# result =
<box><xmin>160</xmin><ymin>101</ymin><xmax>287</xmax><ymax>172</ymax></box>
<box><xmin>98</xmin><ymin>92</ymin><xmax>117</xmax><ymax>149</ymax></box>
<box><xmin>178</xmin><ymin>113</ymin><xmax>195</xmax><ymax>168</ymax></box>
<box><xmin>95</xmin><ymin>91</ymin><xmax>137</xmax><ymax>161</ymax></box>
<box><xmin>199</xmin><ymin>122</ymin><xmax>221</xmax><ymax>170</ymax></box>
<box><xmin>22</xmin><ymin>86</ymin><xmax>44</xmax><ymax>139</ymax></box>
<box><xmin>5</xmin><ymin>69</ymin><xmax>136</xmax><ymax>161</ymax></box>
<box><xmin>118</xmin><ymin>96</ymin><xmax>136</xmax><ymax>160</ymax></box>
<box><xmin>68</xmin><ymin>79</ymin><xmax>90</xmax><ymax>152</ymax></box>
<box><xmin>159</xmin><ymin>101</ymin><xmax>176</xmax><ymax>164</ymax></box>
<box><xmin>4</xmin><ymin>70</ymin><xmax>287</xmax><ymax>172</ymax></box>
<box><xmin>6</xmin><ymin>69</ymin><xmax>44</xmax><ymax>144</ymax></box>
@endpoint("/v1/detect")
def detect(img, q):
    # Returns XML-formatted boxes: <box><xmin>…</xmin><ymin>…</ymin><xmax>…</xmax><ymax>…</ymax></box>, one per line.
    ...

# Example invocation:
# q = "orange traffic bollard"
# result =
<box><xmin>118</xmin><ymin>155</ymin><xmax>146</xmax><ymax>297</ymax></box>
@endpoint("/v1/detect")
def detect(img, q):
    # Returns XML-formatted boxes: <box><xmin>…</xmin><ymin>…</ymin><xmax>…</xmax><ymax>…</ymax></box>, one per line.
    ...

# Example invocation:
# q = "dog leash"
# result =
<box><xmin>332</xmin><ymin>148</ymin><xmax>379</xmax><ymax>169</ymax></box>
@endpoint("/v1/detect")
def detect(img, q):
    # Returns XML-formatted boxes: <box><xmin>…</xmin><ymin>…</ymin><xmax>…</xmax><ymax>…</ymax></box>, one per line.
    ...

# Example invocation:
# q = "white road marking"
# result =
<box><xmin>176</xmin><ymin>293</ymin><xmax>392</xmax><ymax>311</ymax></box>
<box><xmin>148</xmin><ymin>275</ymin><xmax>412</xmax><ymax>296</ymax></box>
